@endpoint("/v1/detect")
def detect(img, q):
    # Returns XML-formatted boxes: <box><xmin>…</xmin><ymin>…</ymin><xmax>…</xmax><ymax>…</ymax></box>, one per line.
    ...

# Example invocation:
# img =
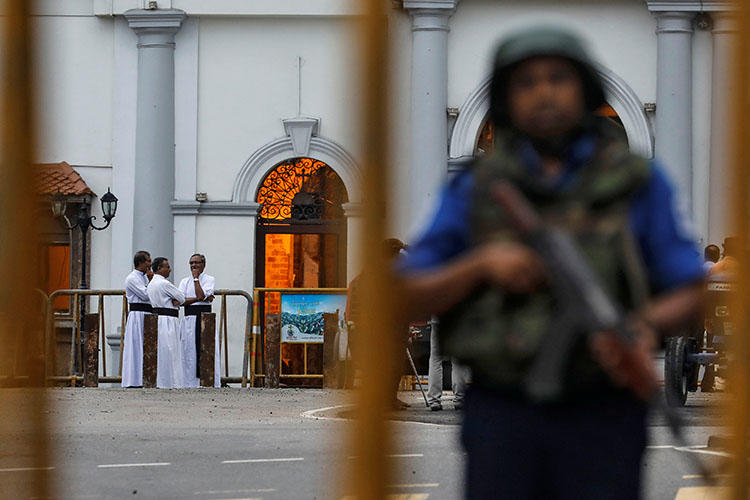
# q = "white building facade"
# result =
<box><xmin>30</xmin><ymin>0</ymin><xmax>736</xmax><ymax>377</ymax></box>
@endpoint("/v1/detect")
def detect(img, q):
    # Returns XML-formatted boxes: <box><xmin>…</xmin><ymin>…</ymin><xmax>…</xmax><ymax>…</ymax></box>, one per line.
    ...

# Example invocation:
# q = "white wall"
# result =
<box><xmin>448</xmin><ymin>1</ymin><xmax>657</xmax><ymax>110</ymax></box>
<box><xmin>195</xmin><ymin>215</ymin><xmax>255</xmax><ymax>377</ymax></box>
<box><xmin>33</xmin><ymin>15</ymin><xmax>115</xmax><ymax>166</ymax></box>
<box><xmin>196</xmin><ymin>17</ymin><xmax>362</xmax><ymax>202</ymax></box>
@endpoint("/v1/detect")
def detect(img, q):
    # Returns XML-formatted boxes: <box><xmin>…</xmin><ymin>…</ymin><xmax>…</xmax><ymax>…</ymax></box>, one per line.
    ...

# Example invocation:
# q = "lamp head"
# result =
<box><xmin>51</xmin><ymin>190</ymin><xmax>67</xmax><ymax>218</ymax></box>
<box><xmin>100</xmin><ymin>188</ymin><xmax>118</xmax><ymax>221</ymax></box>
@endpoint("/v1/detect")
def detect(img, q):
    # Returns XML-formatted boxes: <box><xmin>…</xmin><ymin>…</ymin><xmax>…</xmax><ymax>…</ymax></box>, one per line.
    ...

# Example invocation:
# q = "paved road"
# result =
<box><xmin>0</xmin><ymin>387</ymin><xmax>731</xmax><ymax>499</ymax></box>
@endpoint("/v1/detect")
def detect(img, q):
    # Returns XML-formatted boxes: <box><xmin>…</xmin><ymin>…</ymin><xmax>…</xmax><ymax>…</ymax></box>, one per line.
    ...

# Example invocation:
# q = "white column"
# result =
<box><xmin>173</xmin><ymin>17</ymin><xmax>200</xmax><ymax>270</ymax></box>
<box><xmin>708</xmin><ymin>12</ymin><xmax>737</xmax><ymax>244</ymax></box>
<box><xmin>343</xmin><ymin>203</ymin><xmax>365</xmax><ymax>282</ymax></box>
<box><xmin>654</xmin><ymin>12</ymin><xmax>694</xmax><ymax>216</ymax></box>
<box><xmin>125</xmin><ymin>9</ymin><xmax>186</xmax><ymax>263</ymax></box>
<box><xmin>404</xmin><ymin>0</ymin><xmax>458</xmax><ymax>235</ymax></box>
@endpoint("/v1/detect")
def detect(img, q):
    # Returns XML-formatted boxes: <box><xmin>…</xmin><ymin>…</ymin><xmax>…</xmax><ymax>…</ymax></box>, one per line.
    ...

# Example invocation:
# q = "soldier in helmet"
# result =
<box><xmin>396</xmin><ymin>27</ymin><xmax>704</xmax><ymax>499</ymax></box>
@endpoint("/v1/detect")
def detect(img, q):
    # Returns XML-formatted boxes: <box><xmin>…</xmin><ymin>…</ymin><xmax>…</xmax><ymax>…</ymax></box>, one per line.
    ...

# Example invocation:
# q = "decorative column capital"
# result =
<box><xmin>403</xmin><ymin>0</ymin><xmax>458</xmax><ymax>31</ymax></box>
<box><xmin>403</xmin><ymin>0</ymin><xmax>459</xmax><ymax>10</ymax></box>
<box><xmin>711</xmin><ymin>11</ymin><xmax>738</xmax><ymax>34</ymax></box>
<box><xmin>647</xmin><ymin>1</ymin><xmax>734</xmax><ymax>12</ymax></box>
<box><xmin>654</xmin><ymin>11</ymin><xmax>695</xmax><ymax>34</ymax></box>
<box><xmin>124</xmin><ymin>9</ymin><xmax>187</xmax><ymax>46</ymax></box>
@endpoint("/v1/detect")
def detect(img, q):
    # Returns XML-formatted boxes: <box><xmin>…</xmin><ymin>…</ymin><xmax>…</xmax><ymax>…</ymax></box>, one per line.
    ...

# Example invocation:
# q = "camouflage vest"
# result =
<box><xmin>439</xmin><ymin>132</ymin><xmax>652</xmax><ymax>397</ymax></box>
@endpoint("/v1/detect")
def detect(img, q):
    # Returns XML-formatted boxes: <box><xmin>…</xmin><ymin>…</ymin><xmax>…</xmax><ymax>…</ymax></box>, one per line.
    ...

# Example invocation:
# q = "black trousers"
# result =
<box><xmin>461</xmin><ymin>386</ymin><xmax>648</xmax><ymax>500</ymax></box>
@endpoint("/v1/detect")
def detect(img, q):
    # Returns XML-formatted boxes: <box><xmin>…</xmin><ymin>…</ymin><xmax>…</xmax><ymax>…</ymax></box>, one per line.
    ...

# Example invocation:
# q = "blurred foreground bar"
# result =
<box><xmin>0</xmin><ymin>0</ymin><xmax>53</xmax><ymax>498</ymax></box>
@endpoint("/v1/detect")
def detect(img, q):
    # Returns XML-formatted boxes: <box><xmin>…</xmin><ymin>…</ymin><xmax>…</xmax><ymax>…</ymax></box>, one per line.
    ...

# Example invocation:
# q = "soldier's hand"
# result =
<box><xmin>478</xmin><ymin>241</ymin><xmax>546</xmax><ymax>293</ymax></box>
<box><xmin>589</xmin><ymin>318</ymin><xmax>658</xmax><ymax>401</ymax></box>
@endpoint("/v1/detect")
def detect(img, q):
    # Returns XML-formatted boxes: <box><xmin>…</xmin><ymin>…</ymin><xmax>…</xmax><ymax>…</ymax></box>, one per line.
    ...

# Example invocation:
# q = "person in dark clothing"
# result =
<box><xmin>346</xmin><ymin>238</ymin><xmax>410</xmax><ymax>409</ymax></box>
<box><xmin>396</xmin><ymin>26</ymin><xmax>704</xmax><ymax>499</ymax></box>
<box><xmin>704</xmin><ymin>244</ymin><xmax>720</xmax><ymax>272</ymax></box>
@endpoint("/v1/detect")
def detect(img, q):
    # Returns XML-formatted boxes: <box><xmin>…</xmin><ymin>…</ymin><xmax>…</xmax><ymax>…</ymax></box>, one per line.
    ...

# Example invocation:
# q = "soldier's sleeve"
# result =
<box><xmin>396</xmin><ymin>171</ymin><xmax>473</xmax><ymax>273</ymax></box>
<box><xmin>629</xmin><ymin>162</ymin><xmax>705</xmax><ymax>293</ymax></box>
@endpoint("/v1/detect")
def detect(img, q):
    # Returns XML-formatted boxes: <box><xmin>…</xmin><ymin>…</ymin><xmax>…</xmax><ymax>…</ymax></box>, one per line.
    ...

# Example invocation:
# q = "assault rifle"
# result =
<box><xmin>489</xmin><ymin>180</ymin><xmax>714</xmax><ymax>480</ymax></box>
<box><xmin>489</xmin><ymin>180</ymin><xmax>653</xmax><ymax>402</ymax></box>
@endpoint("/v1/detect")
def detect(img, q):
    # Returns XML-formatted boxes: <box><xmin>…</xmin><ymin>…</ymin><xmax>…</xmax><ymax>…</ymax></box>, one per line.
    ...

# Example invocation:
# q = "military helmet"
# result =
<box><xmin>489</xmin><ymin>26</ymin><xmax>607</xmax><ymax>129</ymax></box>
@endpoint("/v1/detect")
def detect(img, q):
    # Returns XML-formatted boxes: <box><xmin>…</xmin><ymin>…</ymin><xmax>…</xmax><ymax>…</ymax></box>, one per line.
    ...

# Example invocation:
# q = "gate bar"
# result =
<box><xmin>727</xmin><ymin>1</ymin><xmax>750</xmax><ymax>497</ymax></box>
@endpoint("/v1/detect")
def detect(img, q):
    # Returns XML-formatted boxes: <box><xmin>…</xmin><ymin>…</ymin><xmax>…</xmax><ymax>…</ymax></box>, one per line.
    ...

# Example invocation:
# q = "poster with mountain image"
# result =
<box><xmin>280</xmin><ymin>294</ymin><xmax>347</xmax><ymax>343</ymax></box>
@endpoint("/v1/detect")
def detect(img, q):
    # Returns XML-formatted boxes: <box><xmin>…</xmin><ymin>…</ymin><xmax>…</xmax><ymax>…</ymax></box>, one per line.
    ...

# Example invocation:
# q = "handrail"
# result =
<box><xmin>213</xmin><ymin>289</ymin><xmax>253</xmax><ymax>387</ymax></box>
<box><xmin>43</xmin><ymin>288</ymin><xmax>253</xmax><ymax>387</ymax></box>
<box><xmin>46</xmin><ymin>289</ymin><xmax>126</xmax><ymax>386</ymax></box>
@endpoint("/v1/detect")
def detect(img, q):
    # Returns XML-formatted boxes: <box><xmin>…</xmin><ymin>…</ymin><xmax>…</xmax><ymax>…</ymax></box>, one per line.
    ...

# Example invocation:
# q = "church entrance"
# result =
<box><xmin>474</xmin><ymin>103</ymin><xmax>626</xmax><ymax>155</ymax></box>
<box><xmin>255</xmin><ymin>157</ymin><xmax>348</xmax><ymax>384</ymax></box>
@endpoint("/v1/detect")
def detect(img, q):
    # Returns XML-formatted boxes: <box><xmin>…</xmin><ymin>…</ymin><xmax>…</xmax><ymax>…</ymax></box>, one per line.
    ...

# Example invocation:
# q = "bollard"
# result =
<box><xmin>83</xmin><ymin>313</ymin><xmax>99</xmax><ymax>387</ymax></box>
<box><xmin>142</xmin><ymin>314</ymin><xmax>158</xmax><ymax>388</ymax></box>
<box><xmin>322</xmin><ymin>313</ymin><xmax>338</xmax><ymax>388</ymax></box>
<box><xmin>199</xmin><ymin>313</ymin><xmax>216</xmax><ymax>387</ymax></box>
<box><xmin>264</xmin><ymin>314</ymin><xmax>280</xmax><ymax>388</ymax></box>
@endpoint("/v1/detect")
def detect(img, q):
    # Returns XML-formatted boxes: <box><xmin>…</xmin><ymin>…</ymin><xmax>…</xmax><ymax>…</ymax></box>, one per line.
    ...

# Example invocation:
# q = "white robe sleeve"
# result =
<box><xmin>202</xmin><ymin>275</ymin><xmax>216</xmax><ymax>298</ymax></box>
<box><xmin>178</xmin><ymin>277</ymin><xmax>190</xmax><ymax>297</ymax></box>
<box><xmin>126</xmin><ymin>274</ymin><xmax>149</xmax><ymax>302</ymax></box>
<box><xmin>165</xmin><ymin>281</ymin><xmax>186</xmax><ymax>305</ymax></box>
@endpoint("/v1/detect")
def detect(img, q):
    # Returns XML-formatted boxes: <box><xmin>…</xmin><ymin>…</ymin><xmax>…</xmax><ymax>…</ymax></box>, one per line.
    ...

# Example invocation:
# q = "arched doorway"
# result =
<box><xmin>474</xmin><ymin>103</ymin><xmax>627</xmax><ymax>156</ymax></box>
<box><xmin>255</xmin><ymin>157</ymin><xmax>349</xmax><ymax>383</ymax></box>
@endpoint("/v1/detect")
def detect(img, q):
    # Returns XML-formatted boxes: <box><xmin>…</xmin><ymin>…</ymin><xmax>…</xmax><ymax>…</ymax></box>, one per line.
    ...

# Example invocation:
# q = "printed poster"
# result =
<box><xmin>280</xmin><ymin>294</ymin><xmax>347</xmax><ymax>343</ymax></box>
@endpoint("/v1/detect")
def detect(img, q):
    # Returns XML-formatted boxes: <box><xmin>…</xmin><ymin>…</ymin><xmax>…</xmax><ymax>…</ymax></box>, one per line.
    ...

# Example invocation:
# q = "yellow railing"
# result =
<box><xmin>43</xmin><ymin>288</ymin><xmax>253</xmax><ymax>387</ymax></box>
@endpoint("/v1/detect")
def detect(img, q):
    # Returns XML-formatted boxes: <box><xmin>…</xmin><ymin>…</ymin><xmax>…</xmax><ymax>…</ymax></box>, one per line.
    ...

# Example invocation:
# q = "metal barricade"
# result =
<box><xmin>43</xmin><ymin>288</ymin><xmax>253</xmax><ymax>387</ymax></box>
<box><xmin>44</xmin><ymin>289</ymin><xmax>127</xmax><ymax>386</ymax></box>
<box><xmin>214</xmin><ymin>289</ymin><xmax>253</xmax><ymax>387</ymax></box>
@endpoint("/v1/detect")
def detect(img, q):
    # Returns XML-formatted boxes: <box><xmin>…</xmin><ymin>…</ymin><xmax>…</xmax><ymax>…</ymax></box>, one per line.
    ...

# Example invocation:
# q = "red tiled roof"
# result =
<box><xmin>36</xmin><ymin>161</ymin><xmax>95</xmax><ymax>197</ymax></box>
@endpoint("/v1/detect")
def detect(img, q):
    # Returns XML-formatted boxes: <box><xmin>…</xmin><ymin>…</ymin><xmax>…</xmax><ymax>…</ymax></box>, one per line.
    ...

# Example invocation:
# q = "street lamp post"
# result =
<box><xmin>51</xmin><ymin>188</ymin><xmax>118</xmax><ymax>376</ymax></box>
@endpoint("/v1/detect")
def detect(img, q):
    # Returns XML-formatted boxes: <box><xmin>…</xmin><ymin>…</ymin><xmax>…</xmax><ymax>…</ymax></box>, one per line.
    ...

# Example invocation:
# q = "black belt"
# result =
<box><xmin>129</xmin><ymin>303</ymin><xmax>153</xmax><ymax>313</ymax></box>
<box><xmin>185</xmin><ymin>305</ymin><xmax>212</xmax><ymax>378</ymax></box>
<box><xmin>185</xmin><ymin>305</ymin><xmax>212</xmax><ymax>316</ymax></box>
<box><xmin>152</xmin><ymin>307</ymin><xmax>178</xmax><ymax>318</ymax></box>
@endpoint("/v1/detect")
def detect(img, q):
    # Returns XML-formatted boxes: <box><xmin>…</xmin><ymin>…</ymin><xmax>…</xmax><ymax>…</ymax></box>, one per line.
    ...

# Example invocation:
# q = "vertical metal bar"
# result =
<box><xmin>223</xmin><ymin>295</ymin><xmax>229</xmax><ymax>377</ymax></box>
<box><xmin>69</xmin><ymin>293</ymin><xmax>79</xmax><ymax>381</ymax></box>
<box><xmin>44</xmin><ymin>296</ymin><xmax>52</xmax><ymax>384</ymax></box>
<box><xmin>253</xmin><ymin>289</ymin><xmax>262</xmax><ymax>380</ymax></box>
<box><xmin>728</xmin><ymin>2</ymin><xmax>750</xmax><ymax>498</ymax></box>
<box><xmin>75</xmin><ymin>292</ymin><xmax>83</xmax><ymax>379</ymax></box>
<box><xmin>0</xmin><ymin>0</ymin><xmax>52</xmax><ymax>495</ymax></box>
<box><xmin>346</xmin><ymin>2</ymin><xmax>395</xmax><ymax>499</ymax></box>
<box><xmin>242</xmin><ymin>293</ymin><xmax>252</xmax><ymax>387</ymax></box>
<box><xmin>99</xmin><ymin>294</ymin><xmax>106</xmax><ymax>377</ymax></box>
<box><xmin>120</xmin><ymin>296</ymin><xmax>127</xmax><ymax>376</ymax></box>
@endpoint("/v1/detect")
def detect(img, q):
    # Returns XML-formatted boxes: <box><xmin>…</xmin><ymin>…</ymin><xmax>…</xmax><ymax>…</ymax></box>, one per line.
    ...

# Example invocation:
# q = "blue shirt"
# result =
<box><xmin>398</xmin><ymin>138</ymin><xmax>704</xmax><ymax>293</ymax></box>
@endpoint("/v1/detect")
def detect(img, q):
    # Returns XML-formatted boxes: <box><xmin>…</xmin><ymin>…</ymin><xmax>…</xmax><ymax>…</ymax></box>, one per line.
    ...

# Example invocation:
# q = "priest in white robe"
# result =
<box><xmin>121</xmin><ymin>251</ymin><xmax>153</xmax><ymax>387</ymax></box>
<box><xmin>146</xmin><ymin>257</ymin><xmax>186</xmax><ymax>388</ymax></box>
<box><xmin>178</xmin><ymin>253</ymin><xmax>220</xmax><ymax>387</ymax></box>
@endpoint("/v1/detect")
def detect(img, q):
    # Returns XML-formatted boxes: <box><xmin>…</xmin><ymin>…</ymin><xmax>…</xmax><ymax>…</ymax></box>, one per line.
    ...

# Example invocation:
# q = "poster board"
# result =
<box><xmin>280</xmin><ymin>293</ymin><xmax>347</xmax><ymax>343</ymax></box>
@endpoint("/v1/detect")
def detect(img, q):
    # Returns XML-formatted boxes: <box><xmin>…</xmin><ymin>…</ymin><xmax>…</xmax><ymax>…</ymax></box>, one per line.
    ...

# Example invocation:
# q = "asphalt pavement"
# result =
<box><xmin>0</xmin><ymin>387</ymin><xmax>733</xmax><ymax>500</ymax></box>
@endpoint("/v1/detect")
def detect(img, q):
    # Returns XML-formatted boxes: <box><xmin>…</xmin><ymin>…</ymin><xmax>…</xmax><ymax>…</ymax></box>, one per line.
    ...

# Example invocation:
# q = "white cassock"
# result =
<box><xmin>121</xmin><ymin>269</ymin><xmax>151</xmax><ymax>387</ymax></box>
<box><xmin>146</xmin><ymin>274</ymin><xmax>186</xmax><ymax>388</ymax></box>
<box><xmin>178</xmin><ymin>273</ymin><xmax>220</xmax><ymax>387</ymax></box>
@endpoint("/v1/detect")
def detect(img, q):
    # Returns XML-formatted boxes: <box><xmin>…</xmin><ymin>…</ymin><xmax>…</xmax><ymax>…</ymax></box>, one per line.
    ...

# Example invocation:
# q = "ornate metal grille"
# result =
<box><xmin>256</xmin><ymin>157</ymin><xmax>347</xmax><ymax>224</ymax></box>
